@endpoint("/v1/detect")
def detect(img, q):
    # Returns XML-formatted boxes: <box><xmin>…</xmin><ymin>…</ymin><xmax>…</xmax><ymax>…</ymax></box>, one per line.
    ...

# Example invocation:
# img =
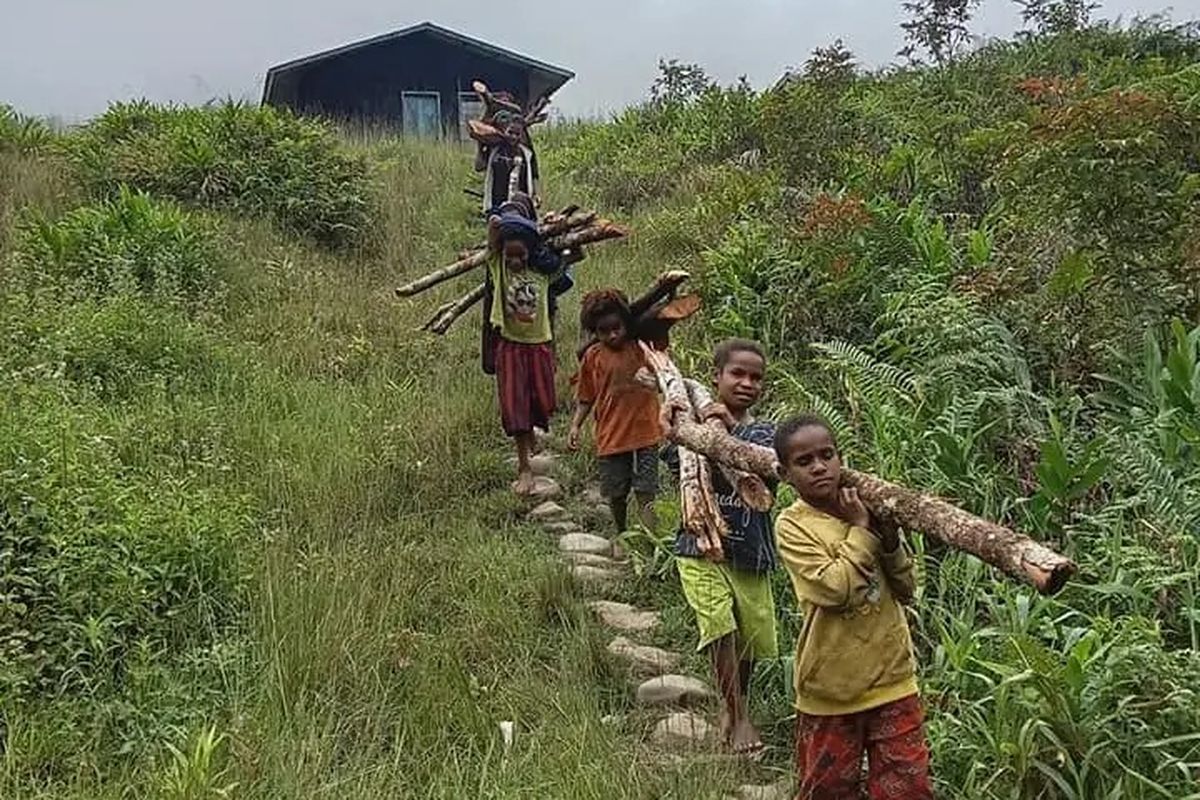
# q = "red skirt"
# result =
<box><xmin>495</xmin><ymin>338</ymin><xmax>556</xmax><ymax>437</ymax></box>
<box><xmin>794</xmin><ymin>694</ymin><xmax>933</xmax><ymax>800</ymax></box>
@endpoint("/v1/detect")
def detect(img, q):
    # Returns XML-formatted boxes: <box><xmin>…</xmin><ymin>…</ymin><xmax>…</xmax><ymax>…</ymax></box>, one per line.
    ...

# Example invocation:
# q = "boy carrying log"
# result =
<box><xmin>772</xmin><ymin>415</ymin><xmax>933</xmax><ymax>799</ymax></box>
<box><xmin>667</xmin><ymin>339</ymin><xmax>778</xmax><ymax>757</ymax></box>
<box><xmin>568</xmin><ymin>290</ymin><xmax>662</xmax><ymax>532</ymax></box>
<box><xmin>486</xmin><ymin>207</ymin><xmax>561</xmax><ymax>495</ymax></box>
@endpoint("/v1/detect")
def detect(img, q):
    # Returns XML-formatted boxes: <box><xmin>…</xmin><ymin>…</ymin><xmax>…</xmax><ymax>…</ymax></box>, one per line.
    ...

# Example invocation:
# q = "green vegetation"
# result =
<box><xmin>65</xmin><ymin>101</ymin><xmax>375</xmax><ymax>248</ymax></box>
<box><xmin>2</xmin><ymin>10</ymin><xmax>1200</xmax><ymax>799</ymax></box>
<box><xmin>549</xmin><ymin>14</ymin><xmax>1200</xmax><ymax>799</ymax></box>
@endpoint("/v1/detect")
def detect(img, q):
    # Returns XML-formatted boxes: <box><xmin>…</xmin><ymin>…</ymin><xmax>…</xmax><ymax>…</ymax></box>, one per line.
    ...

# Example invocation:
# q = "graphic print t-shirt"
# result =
<box><xmin>488</xmin><ymin>255</ymin><xmax>552</xmax><ymax>344</ymax></box>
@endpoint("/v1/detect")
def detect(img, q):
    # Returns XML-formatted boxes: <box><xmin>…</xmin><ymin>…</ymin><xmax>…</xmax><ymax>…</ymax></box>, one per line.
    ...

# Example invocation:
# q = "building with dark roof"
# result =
<box><xmin>262</xmin><ymin>22</ymin><xmax>574</xmax><ymax>138</ymax></box>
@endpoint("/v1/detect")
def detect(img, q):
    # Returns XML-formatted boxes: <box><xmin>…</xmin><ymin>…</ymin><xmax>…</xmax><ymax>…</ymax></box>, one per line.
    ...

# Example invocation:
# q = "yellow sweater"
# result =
<box><xmin>775</xmin><ymin>499</ymin><xmax>919</xmax><ymax>716</ymax></box>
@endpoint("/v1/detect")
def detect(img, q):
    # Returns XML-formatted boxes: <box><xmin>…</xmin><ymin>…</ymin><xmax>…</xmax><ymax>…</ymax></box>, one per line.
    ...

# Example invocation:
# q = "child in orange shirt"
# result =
<box><xmin>568</xmin><ymin>290</ymin><xmax>662</xmax><ymax>532</ymax></box>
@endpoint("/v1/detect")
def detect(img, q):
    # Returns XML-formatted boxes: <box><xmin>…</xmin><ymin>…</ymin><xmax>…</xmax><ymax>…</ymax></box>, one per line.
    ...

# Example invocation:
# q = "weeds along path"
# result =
<box><xmin>0</xmin><ymin>132</ymin><xmax>744</xmax><ymax>798</ymax></box>
<box><xmin>216</xmin><ymin>142</ymin><xmax>755</xmax><ymax>798</ymax></box>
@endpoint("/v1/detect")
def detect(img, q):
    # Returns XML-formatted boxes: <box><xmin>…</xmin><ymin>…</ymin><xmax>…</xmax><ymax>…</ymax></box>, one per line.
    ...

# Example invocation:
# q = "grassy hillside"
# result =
<box><xmin>0</xmin><ymin>107</ymin><xmax>741</xmax><ymax>798</ymax></box>
<box><xmin>544</xmin><ymin>16</ymin><xmax>1200</xmax><ymax>799</ymax></box>
<box><xmin>3</xmin><ymin>12</ymin><xmax>1200</xmax><ymax>799</ymax></box>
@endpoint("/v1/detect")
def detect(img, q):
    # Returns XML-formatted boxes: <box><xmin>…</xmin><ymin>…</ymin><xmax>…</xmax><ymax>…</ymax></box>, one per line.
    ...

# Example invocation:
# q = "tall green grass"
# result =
<box><xmin>1</xmin><ymin>112</ymin><xmax>762</xmax><ymax>797</ymax></box>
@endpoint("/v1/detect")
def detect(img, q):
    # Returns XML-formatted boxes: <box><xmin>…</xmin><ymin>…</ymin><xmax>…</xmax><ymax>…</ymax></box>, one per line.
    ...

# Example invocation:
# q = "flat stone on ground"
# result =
<box><xmin>559</xmin><ymin>533</ymin><xmax>613</xmax><ymax>556</ymax></box>
<box><xmin>608</xmin><ymin>637</ymin><xmax>682</xmax><ymax>676</ymax></box>
<box><xmin>636</xmin><ymin>675</ymin><xmax>714</xmax><ymax>706</ymax></box>
<box><xmin>542</xmin><ymin>520</ymin><xmax>582</xmax><ymax>535</ymax></box>
<box><xmin>653</xmin><ymin>712</ymin><xmax>714</xmax><ymax>748</ymax></box>
<box><xmin>734</xmin><ymin>781</ymin><xmax>792</xmax><ymax>800</ymax></box>
<box><xmin>528</xmin><ymin>501</ymin><xmax>568</xmax><ymax>522</ymax></box>
<box><xmin>571</xmin><ymin>564</ymin><xmax>621</xmax><ymax>586</ymax></box>
<box><xmin>588</xmin><ymin>601</ymin><xmax>660</xmax><ymax>633</ymax></box>
<box><xmin>527</xmin><ymin>476</ymin><xmax>562</xmax><ymax>501</ymax></box>
<box><xmin>529</xmin><ymin>453</ymin><xmax>557</xmax><ymax>475</ymax></box>
<box><xmin>563</xmin><ymin>552</ymin><xmax>624</xmax><ymax>569</ymax></box>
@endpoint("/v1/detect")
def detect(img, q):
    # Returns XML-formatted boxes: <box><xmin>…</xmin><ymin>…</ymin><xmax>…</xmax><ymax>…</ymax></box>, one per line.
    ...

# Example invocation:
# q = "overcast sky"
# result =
<box><xmin>2</xmin><ymin>0</ymin><xmax>1196</xmax><ymax>121</ymax></box>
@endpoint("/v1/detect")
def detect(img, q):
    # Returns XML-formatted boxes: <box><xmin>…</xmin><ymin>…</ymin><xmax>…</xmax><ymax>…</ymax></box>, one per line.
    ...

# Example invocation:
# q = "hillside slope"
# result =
<box><xmin>0</xmin><ymin>112</ymin><xmax>746</xmax><ymax>798</ymax></box>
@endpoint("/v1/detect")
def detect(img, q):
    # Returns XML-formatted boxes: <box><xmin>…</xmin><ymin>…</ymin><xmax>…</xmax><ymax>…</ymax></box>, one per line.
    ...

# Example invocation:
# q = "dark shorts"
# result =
<box><xmin>597</xmin><ymin>447</ymin><xmax>659</xmax><ymax>500</ymax></box>
<box><xmin>495</xmin><ymin>338</ymin><xmax>556</xmax><ymax>437</ymax></box>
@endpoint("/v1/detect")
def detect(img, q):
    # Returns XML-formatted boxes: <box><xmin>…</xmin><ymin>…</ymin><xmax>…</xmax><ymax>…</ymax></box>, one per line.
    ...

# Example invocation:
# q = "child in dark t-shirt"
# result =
<box><xmin>666</xmin><ymin>338</ymin><xmax>778</xmax><ymax>756</ymax></box>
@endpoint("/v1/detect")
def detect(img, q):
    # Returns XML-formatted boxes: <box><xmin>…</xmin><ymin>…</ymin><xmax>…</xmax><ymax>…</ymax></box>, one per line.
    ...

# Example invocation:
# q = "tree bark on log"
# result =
<box><xmin>396</xmin><ymin>250</ymin><xmax>490</xmax><ymax>298</ymax></box>
<box><xmin>642</xmin><ymin>349</ymin><xmax>1077</xmax><ymax>596</ymax></box>
<box><xmin>684</xmin><ymin>379</ymin><xmax>773</xmax><ymax>513</ymax></box>
<box><xmin>421</xmin><ymin>283</ymin><xmax>486</xmax><ymax>335</ymax></box>
<box><xmin>666</xmin><ymin>418</ymin><xmax>1075</xmax><ymax>595</ymax></box>
<box><xmin>640</xmin><ymin>344</ymin><xmax>727</xmax><ymax>558</ymax></box>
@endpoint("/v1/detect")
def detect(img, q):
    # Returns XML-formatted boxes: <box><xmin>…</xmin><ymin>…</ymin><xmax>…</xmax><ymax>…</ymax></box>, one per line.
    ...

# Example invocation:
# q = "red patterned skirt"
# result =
<box><xmin>794</xmin><ymin>694</ymin><xmax>933</xmax><ymax>800</ymax></box>
<box><xmin>495</xmin><ymin>338</ymin><xmax>556</xmax><ymax>437</ymax></box>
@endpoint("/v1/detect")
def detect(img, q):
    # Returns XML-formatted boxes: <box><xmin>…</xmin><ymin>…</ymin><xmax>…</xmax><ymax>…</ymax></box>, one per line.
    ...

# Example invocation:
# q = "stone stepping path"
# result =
<box><xmin>524</xmin><ymin>438</ymin><xmax>791</xmax><ymax>790</ymax></box>
<box><xmin>636</xmin><ymin>674</ymin><xmax>715</xmax><ymax>706</ymax></box>
<box><xmin>653</xmin><ymin>712</ymin><xmax>714</xmax><ymax>748</ymax></box>
<box><xmin>587</xmin><ymin>601</ymin><xmax>660</xmax><ymax>633</ymax></box>
<box><xmin>608</xmin><ymin>636</ymin><xmax>681</xmax><ymax>676</ymax></box>
<box><xmin>558</xmin><ymin>532</ymin><xmax>614</xmax><ymax>556</ymax></box>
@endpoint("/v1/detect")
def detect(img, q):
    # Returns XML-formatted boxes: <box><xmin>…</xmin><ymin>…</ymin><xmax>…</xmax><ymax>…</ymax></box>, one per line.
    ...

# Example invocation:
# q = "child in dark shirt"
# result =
<box><xmin>669</xmin><ymin>338</ymin><xmax>778</xmax><ymax>756</ymax></box>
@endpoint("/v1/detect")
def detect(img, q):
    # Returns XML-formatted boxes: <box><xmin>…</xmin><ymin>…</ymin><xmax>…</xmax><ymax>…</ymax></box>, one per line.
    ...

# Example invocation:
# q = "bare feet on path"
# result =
<box><xmin>513</xmin><ymin>470</ymin><xmax>536</xmax><ymax>496</ymax></box>
<box><xmin>728</xmin><ymin>717</ymin><xmax>765</xmax><ymax>758</ymax></box>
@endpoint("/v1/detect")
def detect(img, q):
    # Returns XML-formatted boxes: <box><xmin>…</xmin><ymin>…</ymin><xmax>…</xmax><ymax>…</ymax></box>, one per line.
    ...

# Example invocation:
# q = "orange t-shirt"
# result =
<box><xmin>575</xmin><ymin>341</ymin><xmax>662</xmax><ymax>457</ymax></box>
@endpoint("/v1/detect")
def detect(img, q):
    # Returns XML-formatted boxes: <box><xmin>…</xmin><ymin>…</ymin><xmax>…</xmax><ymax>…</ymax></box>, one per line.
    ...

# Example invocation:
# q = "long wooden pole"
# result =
<box><xmin>644</xmin><ymin>351</ymin><xmax>1076</xmax><ymax>595</ymax></box>
<box><xmin>395</xmin><ymin>219</ymin><xmax>626</xmax><ymax>299</ymax></box>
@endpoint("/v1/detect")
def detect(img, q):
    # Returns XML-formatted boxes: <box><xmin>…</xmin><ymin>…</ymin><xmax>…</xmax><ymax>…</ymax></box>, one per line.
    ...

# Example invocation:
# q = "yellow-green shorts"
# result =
<box><xmin>677</xmin><ymin>557</ymin><xmax>778</xmax><ymax>660</ymax></box>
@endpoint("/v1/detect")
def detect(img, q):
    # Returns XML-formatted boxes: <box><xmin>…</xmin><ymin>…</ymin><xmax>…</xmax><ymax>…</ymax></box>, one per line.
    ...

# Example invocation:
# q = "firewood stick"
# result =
<box><xmin>395</xmin><ymin>219</ymin><xmax>623</xmax><ymax>299</ymax></box>
<box><xmin>662</xmin><ymin>414</ymin><xmax>1076</xmax><ymax>596</ymax></box>
<box><xmin>420</xmin><ymin>297</ymin><xmax>459</xmax><ymax>332</ymax></box>
<box><xmin>421</xmin><ymin>283</ymin><xmax>486</xmax><ymax>335</ymax></box>
<box><xmin>684</xmin><ymin>379</ymin><xmax>773</xmax><ymax>512</ymax></box>
<box><xmin>507</xmin><ymin>154</ymin><xmax>524</xmax><ymax>200</ymax></box>
<box><xmin>639</xmin><ymin>342</ymin><xmax>727</xmax><ymax>558</ymax></box>
<box><xmin>396</xmin><ymin>250</ymin><xmax>489</xmax><ymax>298</ymax></box>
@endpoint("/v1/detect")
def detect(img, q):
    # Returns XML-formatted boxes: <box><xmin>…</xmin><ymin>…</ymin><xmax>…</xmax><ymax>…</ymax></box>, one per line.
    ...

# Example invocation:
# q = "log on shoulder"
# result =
<box><xmin>684</xmin><ymin>379</ymin><xmax>773</xmax><ymax>512</ymax></box>
<box><xmin>666</xmin><ymin>417</ymin><xmax>1075</xmax><ymax>595</ymax></box>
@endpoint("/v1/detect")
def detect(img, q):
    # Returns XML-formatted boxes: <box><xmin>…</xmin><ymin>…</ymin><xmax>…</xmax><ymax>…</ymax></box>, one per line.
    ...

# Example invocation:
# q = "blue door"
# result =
<box><xmin>402</xmin><ymin>93</ymin><xmax>442</xmax><ymax>138</ymax></box>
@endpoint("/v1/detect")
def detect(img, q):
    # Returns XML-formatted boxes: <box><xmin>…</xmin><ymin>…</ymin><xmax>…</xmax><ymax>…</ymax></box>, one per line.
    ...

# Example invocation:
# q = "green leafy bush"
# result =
<box><xmin>13</xmin><ymin>187</ymin><xmax>223</xmax><ymax>304</ymax></box>
<box><xmin>0</xmin><ymin>105</ymin><xmax>57</xmax><ymax>156</ymax></box>
<box><xmin>0</xmin><ymin>385</ymin><xmax>253</xmax><ymax>700</ymax></box>
<box><xmin>65</xmin><ymin>101</ymin><xmax>374</xmax><ymax>248</ymax></box>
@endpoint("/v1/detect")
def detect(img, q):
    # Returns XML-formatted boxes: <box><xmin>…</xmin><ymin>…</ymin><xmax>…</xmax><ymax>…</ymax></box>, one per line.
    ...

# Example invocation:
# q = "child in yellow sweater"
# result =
<box><xmin>772</xmin><ymin>415</ymin><xmax>933</xmax><ymax>800</ymax></box>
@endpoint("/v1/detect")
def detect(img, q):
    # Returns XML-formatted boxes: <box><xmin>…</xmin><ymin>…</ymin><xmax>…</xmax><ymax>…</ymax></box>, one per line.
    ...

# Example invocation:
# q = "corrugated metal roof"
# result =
<box><xmin>262</xmin><ymin>21</ymin><xmax>574</xmax><ymax>104</ymax></box>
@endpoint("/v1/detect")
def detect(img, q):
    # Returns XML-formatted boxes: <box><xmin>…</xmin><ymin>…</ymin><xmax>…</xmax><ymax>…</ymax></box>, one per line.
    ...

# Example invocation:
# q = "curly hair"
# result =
<box><xmin>580</xmin><ymin>289</ymin><xmax>634</xmax><ymax>333</ymax></box>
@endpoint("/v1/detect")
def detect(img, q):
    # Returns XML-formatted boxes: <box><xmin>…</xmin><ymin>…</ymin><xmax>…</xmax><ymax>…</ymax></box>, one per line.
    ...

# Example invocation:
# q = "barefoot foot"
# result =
<box><xmin>513</xmin><ymin>470</ymin><xmax>536</xmax><ymax>496</ymax></box>
<box><xmin>729</xmin><ymin>717</ymin><xmax>765</xmax><ymax>758</ymax></box>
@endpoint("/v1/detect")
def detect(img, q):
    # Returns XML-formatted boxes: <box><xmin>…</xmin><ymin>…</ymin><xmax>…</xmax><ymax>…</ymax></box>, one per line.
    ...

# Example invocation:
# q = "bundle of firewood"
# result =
<box><xmin>642</xmin><ymin>345</ymin><xmax>1077</xmax><ymax>596</ymax></box>
<box><xmin>394</xmin><ymin>206</ymin><xmax>628</xmax><ymax>334</ymax></box>
<box><xmin>465</xmin><ymin>79</ymin><xmax>549</xmax><ymax>146</ymax></box>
